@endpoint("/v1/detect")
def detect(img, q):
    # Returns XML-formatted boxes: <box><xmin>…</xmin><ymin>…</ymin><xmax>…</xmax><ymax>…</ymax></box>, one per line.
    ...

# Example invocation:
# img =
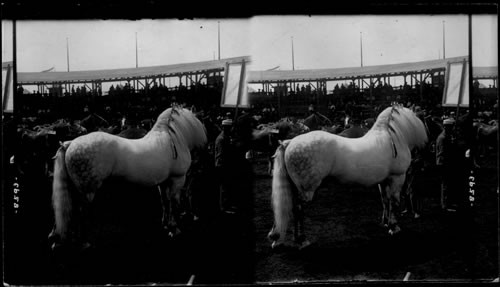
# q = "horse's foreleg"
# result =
<box><xmin>387</xmin><ymin>175</ymin><xmax>405</xmax><ymax>235</ymax></box>
<box><xmin>166</xmin><ymin>175</ymin><xmax>186</xmax><ymax>237</ymax></box>
<box><xmin>158</xmin><ymin>183</ymin><xmax>170</xmax><ymax>231</ymax></box>
<box><xmin>378</xmin><ymin>183</ymin><xmax>389</xmax><ymax>227</ymax></box>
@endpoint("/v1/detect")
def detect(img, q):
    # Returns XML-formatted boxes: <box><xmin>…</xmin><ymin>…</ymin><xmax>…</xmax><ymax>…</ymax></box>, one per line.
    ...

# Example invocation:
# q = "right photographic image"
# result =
<box><xmin>247</xmin><ymin>14</ymin><xmax>498</xmax><ymax>283</ymax></box>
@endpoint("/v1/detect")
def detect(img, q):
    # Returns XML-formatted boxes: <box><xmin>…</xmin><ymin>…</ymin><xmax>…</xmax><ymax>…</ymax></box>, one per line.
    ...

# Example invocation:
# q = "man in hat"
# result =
<box><xmin>215</xmin><ymin>118</ymin><xmax>237</xmax><ymax>214</ymax></box>
<box><xmin>436</xmin><ymin>117</ymin><xmax>460</xmax><ymax>211</ymax></box>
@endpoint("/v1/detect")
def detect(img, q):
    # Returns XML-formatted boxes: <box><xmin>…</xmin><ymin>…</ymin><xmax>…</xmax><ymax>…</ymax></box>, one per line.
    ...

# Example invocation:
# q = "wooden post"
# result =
<box><xmin>369</xmin><ymin>78</ymin><xmax>373</xmax><ymax>102</ymax></box>
<box><xmin>403</xmin><ymin>75</ymin><xmax>407</xmax><ymax>97</ymax></box>
<box><xmin>419</xmin><ymin>73</ymin><xmax>423</xmax><ymax>102</ymax></box>
<box><xmin>277</xmin><ymin>83</ymin><xmax>281</xmax><ymax>117</ymax></box>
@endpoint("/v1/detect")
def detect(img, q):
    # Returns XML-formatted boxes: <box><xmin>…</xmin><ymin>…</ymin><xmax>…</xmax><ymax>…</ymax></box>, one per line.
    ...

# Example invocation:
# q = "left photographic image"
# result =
<box><xmin>2</xmin><ymin>19</ymin><xmax>254</xmax><ymax>285</ymax></box>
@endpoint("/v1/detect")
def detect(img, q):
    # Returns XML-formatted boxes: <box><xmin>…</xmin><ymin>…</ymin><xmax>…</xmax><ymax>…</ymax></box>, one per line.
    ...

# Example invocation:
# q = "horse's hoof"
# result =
<box><xmin>51</xmin><ymin>241</ymin><xmax>62</xmax><ymax>252</ymax></box>
<box><xmin>167</xmin><ymin>227</ymin><xmax>182</xmax><ymax>238</ymax></box>
<box><xmin>271</xmin><ymin>241</ymin><xmax>284</xmax><ymax>250</ymax></box>
<box><xmin>268</xmin><ymin>232</ymin><xmax>280</xmax><ymax>242</ymax></box>
<box><xmin>388</xmin><ymin>226</ymin><xmax>401</xmax><ymax>235</ymax></box>
<box><xmin>298</xmin><ymin>240</ymin><xmax>312</xmax><ymax>250</ymax></box>
<box><xmin>48</xmin><ymin>230</ymin><xmax>60</xmax><ymax>244</ymax></box>
<box><xmin>80</xmin><ymin>241</ymin><xmax>92</xmax><ymax>251</ymax></box>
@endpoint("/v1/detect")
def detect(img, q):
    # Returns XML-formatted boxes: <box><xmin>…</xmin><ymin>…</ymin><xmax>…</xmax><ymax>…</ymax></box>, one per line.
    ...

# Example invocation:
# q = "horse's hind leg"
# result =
<box><xmin>293</xmin><ymin>203</ymin><xmax>310</xmax><ymax>249</ymax></box>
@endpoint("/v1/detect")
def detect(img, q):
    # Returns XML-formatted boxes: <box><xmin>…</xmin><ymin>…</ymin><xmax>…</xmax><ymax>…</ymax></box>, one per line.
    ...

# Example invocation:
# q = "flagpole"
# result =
<box><xmin>442</xmin><ymin>20</ymin><xmax>446</xmax><ymax>59</ymax></box>
<box><xmin>218</xmin><ymin>21</ymin><xmax>221</xmax><ymax>60</ymax></box>
<box><xmin>135</xmin><ymin>32</ymin><xmax>138</xmax><ymax>68</ymax></box>
<box><xmin>66</xmin><ymin>37</ymin><xmax>70</xmax><ymax>72</ymax></box>
<box><xmin>360</xmin><ymin>32</ymin><xmax>363</xmax><ymax>67</ymax></box>
<box><xmin>5</xmin><ymin>21</ymin><xmax>15</xmax><ymax>115</ymax></box>
<box><xmin>291</xmin><ymin>36</ymin><xmax>295</xmax><ymax>70</ymax></box>
<box><xmin>467</xmin><ymin>14</ymin><xmax>474</xmax><ymax>148</ymax></box>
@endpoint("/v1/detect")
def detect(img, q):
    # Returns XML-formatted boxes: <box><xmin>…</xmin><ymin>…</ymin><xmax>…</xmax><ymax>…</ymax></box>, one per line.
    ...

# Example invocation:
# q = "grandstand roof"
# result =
<box><xmin>248</xmin><ymin>56</ymin><xmax>498</xmax><ymax>83</ymax></box>
<box><xmin>2</xmin><ymin>62</ymin><xmax>13</xmax><ymax>68</ymax></box>
<box><xmin>17</xmin><ymin>56</ymin><xmax>250</xmax><ymax>85</ymax></box>
<box><xmin>474</xmin><ymin>66</ymin><xmax>498</xmax><ymax>79</ymax></box>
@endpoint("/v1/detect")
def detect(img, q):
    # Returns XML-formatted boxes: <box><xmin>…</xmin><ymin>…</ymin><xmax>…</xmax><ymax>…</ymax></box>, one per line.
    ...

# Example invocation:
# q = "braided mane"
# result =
<box><xmin>373</xmin><ymin>104</ymin><xmax>428</xmax><ymax>149</ymax></box>
<box><xmin>150</xmin><ymin>106</ymin><xmax>207</xmax><ymax>150</ymax></box>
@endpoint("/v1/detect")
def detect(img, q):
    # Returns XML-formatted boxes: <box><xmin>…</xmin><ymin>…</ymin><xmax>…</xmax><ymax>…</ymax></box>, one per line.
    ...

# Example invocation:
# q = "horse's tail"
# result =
<box><xmin>268</xmin><ymin>140</ymin><xmax>294</xmax><ymax>244</ymax></box>
<box><xmin>50</xmin><ymin>141</ymin><xmax>73</xmax><ymax>244</ymax></box>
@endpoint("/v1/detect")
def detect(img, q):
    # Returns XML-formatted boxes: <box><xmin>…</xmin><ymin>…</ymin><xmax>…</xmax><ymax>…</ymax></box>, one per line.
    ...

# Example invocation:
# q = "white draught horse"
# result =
<box><xmin>268</xmin><ymin>105</ymin><xmax>427</xmax><ymax>249</ymax></box>
<box><xmin>48</xmin><ymin>106</ymin><xmax>207</xmax><ymax>251</ymax></box>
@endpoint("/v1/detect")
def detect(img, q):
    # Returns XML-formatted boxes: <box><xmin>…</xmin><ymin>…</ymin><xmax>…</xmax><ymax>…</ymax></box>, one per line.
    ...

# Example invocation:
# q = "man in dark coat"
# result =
<box><xmin>436</xmin><ymin>117</ymin><xmax>468</xmax><ymax>211</ymax></box>
<box><xmin>215</xmin><ymin>119</ymin><xmax>237</xmax><ymax>214</ymax></box>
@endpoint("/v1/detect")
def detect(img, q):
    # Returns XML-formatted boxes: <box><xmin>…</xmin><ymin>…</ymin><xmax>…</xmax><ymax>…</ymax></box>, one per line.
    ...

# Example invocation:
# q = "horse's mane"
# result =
<box><xmin>150</xmin><ymin>106</ymin><xmax>207</xmax><ymax>149</ymax></box>
<box><xmin>373</xmin><ymin>105</ymin><xmax>428</xmax><ymax>149</ymax></box>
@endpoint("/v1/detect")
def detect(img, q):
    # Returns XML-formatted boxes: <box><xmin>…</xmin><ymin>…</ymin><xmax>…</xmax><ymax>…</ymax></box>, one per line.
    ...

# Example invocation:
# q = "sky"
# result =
<box><xmin>2</xmin><ymin>15</ymin><xmax>497</xmax><ymax>74</ymax></box>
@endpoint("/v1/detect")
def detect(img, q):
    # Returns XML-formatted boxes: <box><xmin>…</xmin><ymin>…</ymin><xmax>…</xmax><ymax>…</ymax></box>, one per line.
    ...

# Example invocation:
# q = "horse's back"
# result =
<box><xmin>285</xmin><ymin>130</ymin><xmax>400</xmax><ymax>186</ymax></box>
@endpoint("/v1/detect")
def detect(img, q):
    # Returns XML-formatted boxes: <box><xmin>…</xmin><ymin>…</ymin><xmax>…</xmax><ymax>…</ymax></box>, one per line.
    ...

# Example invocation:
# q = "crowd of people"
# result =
<box><xmin>8</xmin><ymin>78</ymin><xmax>497</xmax><ymax>224</ymax></box>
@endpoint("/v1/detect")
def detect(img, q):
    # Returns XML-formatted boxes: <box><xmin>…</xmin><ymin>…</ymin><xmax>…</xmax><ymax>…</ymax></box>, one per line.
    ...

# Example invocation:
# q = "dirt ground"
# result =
<box><xmin>3</xmin><ymin>150</ymin><xmax>498</xmax><ymax>284</ymax></box>
<box><xmin>251</xmin><ymin>151</ymin><xmax>498</xmax><ymax>282</ymax></box>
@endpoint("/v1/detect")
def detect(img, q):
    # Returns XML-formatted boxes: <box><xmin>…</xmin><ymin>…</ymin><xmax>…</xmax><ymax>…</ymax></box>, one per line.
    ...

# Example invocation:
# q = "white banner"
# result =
<box><xmin>442</xmin><ymin>60</ymin><xmax>469</xmax><ymax>107</ymax></box>
<box><xmin>2</xmin><ymin>62</ymin><xmax>14</xmax><ymax>113</ymax></box>
<box><xmin>221</xmin><ymin>60</ymin><xmax>249</xmax><ymax>108</ymax></box>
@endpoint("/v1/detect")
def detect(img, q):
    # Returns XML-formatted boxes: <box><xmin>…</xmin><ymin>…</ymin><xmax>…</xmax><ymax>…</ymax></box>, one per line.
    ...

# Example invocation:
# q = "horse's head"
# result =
<box><xmin>250</xmin><ymin>125</ymin><xmax>281</xmax><ymax>152</ymax></box>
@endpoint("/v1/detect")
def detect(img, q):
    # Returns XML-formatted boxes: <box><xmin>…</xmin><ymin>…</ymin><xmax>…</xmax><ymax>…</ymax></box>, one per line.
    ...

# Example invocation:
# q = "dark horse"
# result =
<box><xmin>473</xmin><ymin>120</ymin><xmax>498</xmax><ymax>160</ymax></box>
<box><xmin>246</xmin><ymin>119</ymin><xmax>309</xmax><ymax>175</ymax></box>
<box><xmin>117</xmin><ymin>126</ymin><xmax>148</xmax><ymax>139</ymax></box>
<box><xmin>302</xmin><ymin>112</ymin><xmax>332</xmax><ymax>131</ymax></box>
<box><xmin>338</xmin><ymin>122</ymin><xmax>368</xmax><ymax>138</ymax></box>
